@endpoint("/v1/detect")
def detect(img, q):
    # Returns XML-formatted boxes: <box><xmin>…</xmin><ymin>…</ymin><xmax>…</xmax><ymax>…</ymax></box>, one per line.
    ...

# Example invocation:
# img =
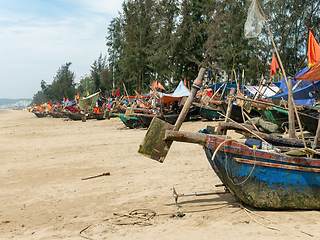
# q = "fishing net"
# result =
<box><xmin>244</xmin><ymin>0</ymin><xmax>265</xmax><ymax>38</ymax></box>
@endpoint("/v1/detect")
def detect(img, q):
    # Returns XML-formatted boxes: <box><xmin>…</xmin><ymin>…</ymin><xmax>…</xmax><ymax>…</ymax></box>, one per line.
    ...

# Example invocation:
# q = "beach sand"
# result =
<box><xmin>1</xmin><ymin>110</ymin><xmax>319</xmax><ymax>239</ymax></box>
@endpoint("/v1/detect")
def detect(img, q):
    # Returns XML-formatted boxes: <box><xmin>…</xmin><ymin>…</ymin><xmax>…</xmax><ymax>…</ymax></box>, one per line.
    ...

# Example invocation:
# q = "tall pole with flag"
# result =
<box><xmin>244</xmin><ymin>0</ymin><xmax>300</xmax><ymax>139</ymax></box>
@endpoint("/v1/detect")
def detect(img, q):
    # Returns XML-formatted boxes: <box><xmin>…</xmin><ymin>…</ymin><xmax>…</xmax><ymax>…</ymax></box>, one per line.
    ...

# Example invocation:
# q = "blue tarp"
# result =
<box><xmin>269</xmin><ymin>67</ymin><xmax>317</xmax><ymax>105</ymax></box>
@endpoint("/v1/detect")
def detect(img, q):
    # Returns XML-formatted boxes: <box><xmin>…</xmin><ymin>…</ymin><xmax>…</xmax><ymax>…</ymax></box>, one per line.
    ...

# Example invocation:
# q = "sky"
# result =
<box><xmin>0</xmin><ymin>0</ymin><xmax>124</xmax><ymax>99</ymax></box>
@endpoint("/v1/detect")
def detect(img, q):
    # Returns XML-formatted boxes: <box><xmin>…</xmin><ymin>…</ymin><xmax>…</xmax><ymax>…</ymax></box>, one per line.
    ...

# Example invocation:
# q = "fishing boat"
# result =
<box><xmin>193</xmin><ymin>102</ymin><xmax>222</xmax><ymax>120</ymax></box>
<box><xmin>33</xmin><ymin>111</ymin><xmax>48</xmax><ymax>118</ymax></box>
<box><xmin>203</xmin><ymin>132</ymin><xmax>320</xmax><ymax>210</ymax></box>
<box><xmin>137</xmin><ymin>114</ymin><xmax>178</xmax><ymax>128</ymax></box>
<box><xmin>92</xmin><ymin>110</ymin><xmax>110</xmax><ymax>120</ymax></box>
<box><xmin>118</xmin><ymin>114</ymin><xmax>144</xmax><ymax>129</ymax></box>
<box><xmin>49</xmin><ymin>112</ymin><xmax>66</xmax><ymax>118</ymax></box>
<box><xmin>219</xmin><ymin>101</ymin><xmax>260</xmax><ymax>123</ymax></box>
<box><xmin>138</xmin><ymin>68</ymin><xmax>320</xmax><ymax>210</ymax></box>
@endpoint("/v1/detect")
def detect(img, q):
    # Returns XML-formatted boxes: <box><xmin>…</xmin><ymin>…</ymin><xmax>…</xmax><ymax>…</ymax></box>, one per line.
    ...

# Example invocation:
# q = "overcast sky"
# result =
<box><xmin>0</xmin><ymin>0</ymin><xmax>123</xmax><ymax>99</ymax></box>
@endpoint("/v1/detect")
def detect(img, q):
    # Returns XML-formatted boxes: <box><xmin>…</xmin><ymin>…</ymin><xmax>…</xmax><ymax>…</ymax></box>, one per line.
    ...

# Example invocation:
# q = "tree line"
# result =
<box><xmin>33</xmin><ymin>0</ymin><xmax>320</xmax><ymax>105</ymax></box>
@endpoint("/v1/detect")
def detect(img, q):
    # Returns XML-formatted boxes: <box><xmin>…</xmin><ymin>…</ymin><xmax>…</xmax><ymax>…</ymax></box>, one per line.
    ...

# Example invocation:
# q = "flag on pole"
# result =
<box><xmin>308</xmin><ymin>28</ymin><xmax>320</xmax><ymax>67</ymax></box>
<box><xmin>115</xmin><ymin>88</ymin><xmax>120</xmax><ymax>97</ymax></box>
<box><xmin>270</xmin><ymin>52</ymin><xmax>279</xmax><ymax>75</ymax></box>
<box><xmin>157</xmin><ymin>82</ymin><xmax>166</xmax><ymax>91</ymax></box>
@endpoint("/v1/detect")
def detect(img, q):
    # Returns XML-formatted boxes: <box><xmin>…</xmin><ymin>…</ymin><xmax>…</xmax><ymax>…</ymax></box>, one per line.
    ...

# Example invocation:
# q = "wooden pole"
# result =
<box><xmin>312</xmin><ymin>112</ymin><xmax>320</xmax><ymax>157</ymax></box>
<box><xmin>222</xmin><ymin>88</ymin><xmax>237</xmax><ymax>135</ymax></box>
<box><xmin>255</xmin><ymin>1</ymin><xmax>295</xmax><ymax>138</ymax></box>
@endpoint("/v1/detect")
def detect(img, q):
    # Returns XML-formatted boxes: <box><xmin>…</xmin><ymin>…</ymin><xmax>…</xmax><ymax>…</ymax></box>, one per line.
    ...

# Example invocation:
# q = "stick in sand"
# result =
<box><xmin>82</xmin><ymin>172</ymin><xmax>110</xmax><ymax>180</ymax></box>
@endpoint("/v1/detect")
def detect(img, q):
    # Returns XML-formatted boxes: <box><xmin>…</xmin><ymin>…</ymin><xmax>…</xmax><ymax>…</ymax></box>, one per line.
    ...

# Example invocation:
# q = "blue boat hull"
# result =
<box><xmin>204</xmin><ymin>135</ymin><xmax>320</xmax><ymax>210</ymax></box>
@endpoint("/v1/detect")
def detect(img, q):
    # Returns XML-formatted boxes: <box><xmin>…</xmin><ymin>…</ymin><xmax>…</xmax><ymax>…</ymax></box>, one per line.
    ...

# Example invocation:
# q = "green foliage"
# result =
<box><xmin>32</xmin><ymin>62</ymin><xmax>77</xmax><ymax>103</ymax></box>
<box><xmin>104</xmin><ymin>0</ymin><xmax>320</xmax><ymax>93</ymax></box>
<box><xmin>78</xmin><ymin>77</ymin><xmax>95</xmax><ymax>97</ymax></box>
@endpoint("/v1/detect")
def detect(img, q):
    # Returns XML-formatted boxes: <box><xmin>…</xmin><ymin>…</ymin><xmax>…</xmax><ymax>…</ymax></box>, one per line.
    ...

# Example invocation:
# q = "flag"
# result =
<box><xmin>115</xmin><ymin>88</ymin><xmax>120</xmax><ymax>97</ymax></box>
<box><xmin>94</xmin><ymin>106</ymin><xmax>100</xmax><ymax>114</ymax></box>
<box><xmin>308</xmin><ymin>28</ymin><xmax>320</xmax><ymax>67</ymax></box>
<box><xmin>76</xmin><ymin>93</ymin><xmax>80</xmax><ymax>101</ymax></box>
<box><xmin>134</xmin><ymin>90</ymin><xmax>142</xmax><ymax>98</ymax></box>
<box><xmin>157</xmin><ymin>82</ymin><xmax>166</xmax><ymax>91</ymax></box>
<box><xmin>184</xmin><ymin>76</ymin><xmax>187</xmax><ymax>86</ymax></box>
<box><xmin>270</xmin><ymin>52</ymin><xmax>279</xmax><ymax>75</ymax></box>
<box><xmin>112</xmin><ymin>89</ymin><xmax>114</xmax><ymax>97</ymax></box>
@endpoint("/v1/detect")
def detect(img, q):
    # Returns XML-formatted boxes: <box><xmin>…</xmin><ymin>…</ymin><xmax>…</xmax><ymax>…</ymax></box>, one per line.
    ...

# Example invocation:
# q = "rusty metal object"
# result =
<box><xmin>172</xmin><ymin>187</ymin><xmax>229</xmax><ymax>204</ymax></box>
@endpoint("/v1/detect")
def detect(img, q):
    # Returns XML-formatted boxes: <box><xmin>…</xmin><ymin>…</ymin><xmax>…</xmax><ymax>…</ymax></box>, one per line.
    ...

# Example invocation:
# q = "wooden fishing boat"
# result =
<box><xmin>118</xmin><ymin>114</ymin><xmax>144</xmax><ymax>129</ymax></box>
<box><xmin>257</xmin><ymin>107</ymin><xmax>290</xmax><ymax>127</ymax></box>
<box><xmin>92</xmin><ymin>110</ymin><xmax>109</xmax><ymax>120</ymax></box>
<box><xmin>66</xmin><ymin>111</ymin><xmax>93</xmax><ymax>121</ymax></box>
<box><xmin>139</xmin><ymin>115</ymin><xmax>320</xmax><ymax>210</ymax></box>
<box><xmin>49</xmin><ymin>112</ymin><xmax>66</xmax><ymax>118</ymax></box>
<box><xmin>137</xmin><ymin>114</ymin><xmax>178</xmax><ymax>128</ymax></box>
<box><xmin>33</xmin><ymin>111</ymin><xmax>48</xmax><ymax>118</ymax></box>
<box><xmin>219</xmin><ymin>102</ymin><xmax>260</xmax><ymax>123</ymax></box>
<box><xmin>138</xmin><ymin>68</ymin><xmax>320</xmax><ymax>210</ymax></box>
<box><xmin>203</xmin><ymin>132</ymin><xmax>320</xmax><ymax>210</ymax></box>
<box><xmin>298</xmin><ymin>106</ymin><xmax>319</xmax><ymax>134</ymax></box>
<box><xmin>193</xmin><ymin>103</ymin><xmax>222</xmax><ymax>120</ymax></box>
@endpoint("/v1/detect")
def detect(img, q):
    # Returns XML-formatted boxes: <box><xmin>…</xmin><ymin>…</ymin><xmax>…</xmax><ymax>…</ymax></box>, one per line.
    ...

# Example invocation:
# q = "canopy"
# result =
<box><xmin>295</xmin><ymin>61</ymin><xmax>320</xmax><ymax>82</ymax></box>
<box><xmin>160</xmin><ymin>81</ymin><xmax>190</xmax><ymax>104</ymax></box>
<box><xmin>269</xmin><ymin>80</ymin><xmax>319</xmax><ymax>106</ymax></box>
<box><xmin>245</xmin><ymin>85</ymin><xmax>279</xmax><ymax>98</ymax></box>
<box><xmin>79</xmin><ymin>92</ymin><xmax>100</xmax><ymax>111</ymax></box>
<box><xmin>269</xmin><ymin>67</ymin><xmax>318</xmax><ymax>105</ymax></box>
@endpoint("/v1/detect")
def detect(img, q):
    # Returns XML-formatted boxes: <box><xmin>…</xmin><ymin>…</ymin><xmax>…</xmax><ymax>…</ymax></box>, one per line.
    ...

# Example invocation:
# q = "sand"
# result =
<box><xmin>1</xmin><ymin>109</ymin><xmax>319</xmax><ymax>239</ymax></box>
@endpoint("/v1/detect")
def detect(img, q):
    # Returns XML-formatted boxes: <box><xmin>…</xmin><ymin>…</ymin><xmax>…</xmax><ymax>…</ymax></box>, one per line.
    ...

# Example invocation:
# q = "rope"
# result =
<box><xmin>224</xmin><ymin>145</ymin><xmax>256</xmax><ymax>186</ymax></box>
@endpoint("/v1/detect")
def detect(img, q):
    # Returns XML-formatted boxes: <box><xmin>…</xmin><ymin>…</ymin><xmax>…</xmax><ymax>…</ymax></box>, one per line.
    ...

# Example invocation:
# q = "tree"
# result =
<box><xmin>90</xmin><ymin>53</ymin><xmax>108</xmax><ymax>94</ymax></box>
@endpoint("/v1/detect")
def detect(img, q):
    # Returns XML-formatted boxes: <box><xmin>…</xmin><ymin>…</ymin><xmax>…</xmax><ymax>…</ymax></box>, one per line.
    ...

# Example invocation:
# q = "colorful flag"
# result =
<box><xmin>308</xmin><ymin>28</ymin><xmax>320</xmax><ymax>67</ymax></box>
<box><xmin>184</xmin><ymin>76</ymin><xmax>187</xmax><ymax>86</ymax></box>
<box><xmin>115</xmin><ymin>88</ymin><xmax>120</xmax><ymax>97</ymax></box>
<box><xmin>134</xmin><ymin>90</ymin><xmax>142</xmax><ymax>98</ymax></box>
<box><xmin>157</xmin><ymin>82</ymin><xmax>166</xmax><ymax>91</ymax></box>
<box><xmin>270</xmin><ymin>52</ymin><xmax>279</xmax><ymax>75</ymax></box>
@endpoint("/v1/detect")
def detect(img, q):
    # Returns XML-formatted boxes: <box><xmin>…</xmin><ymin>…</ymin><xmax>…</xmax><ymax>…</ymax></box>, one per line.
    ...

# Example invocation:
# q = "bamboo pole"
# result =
<box><xmin>255</xmin><ymin>1</ymin><xmax>307</xmax><ymax>147</ymax></box>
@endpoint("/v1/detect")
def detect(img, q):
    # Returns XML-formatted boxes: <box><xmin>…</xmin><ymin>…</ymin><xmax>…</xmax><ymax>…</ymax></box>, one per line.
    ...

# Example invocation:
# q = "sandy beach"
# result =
<box><xmin>1</xmin><ymin>109</ymin><xmax>319</xmax><ymax>239</ymax></box>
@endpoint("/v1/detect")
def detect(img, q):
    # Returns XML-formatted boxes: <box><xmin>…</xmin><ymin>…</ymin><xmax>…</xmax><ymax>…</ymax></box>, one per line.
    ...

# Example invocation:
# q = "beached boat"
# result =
<box><xmin>202</xmin><ymin>132</ymin><xmax>320</xmax><ymax>210</ymax></box>
<box><xmin>66</xmin><ymin>112</ymin><xmax>93</xmax><ymax>121</ymax></box>
<box><xmin>33</xmin><ymin>111</ymin><xmax>48</xmax><ymax>118</ymax></box>
<box><xmin>193</xmin><ymin>102</ymin><xmax>222</xmax><ymax>120</ymax></box>
<box><xmin>92</xmin><ymin>110</ymin><xmax>109</xmax><ymax>120</ymax></box>
<box><xmin>49</xmin><ymin>112</ymin><xmax>66</xmax><ymax>118</ymax></box>
<box><xmin>139</xmin><ymin>116</ymin><xmax>320</xmax><ymax>210</ymax></box>
<box><xmin>219</xmin><ymin>102</ymin><xmax>260</xmax><ymax>123</ymax></box>
<box><xmin>137</xmin><ymin>114</ymin><xmax>178</xmax><ymax>128</ymax></box>
<box><xmin>118</xmin><ymin>114</ymin><xmax>144</xmax><ymax>129</ymax></box>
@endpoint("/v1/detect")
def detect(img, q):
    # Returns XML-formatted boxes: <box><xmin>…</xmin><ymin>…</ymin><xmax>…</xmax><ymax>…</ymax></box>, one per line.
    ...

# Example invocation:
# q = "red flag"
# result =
<box><xmin>308</xmin><ymin>29</ymin><xmax>320</xmax><ymax>67</ymax></box>
<box><xmin>94</xmin><ymin>106</ymin><xmax>100</xmax><ymax>114</ymax></box>
<box><xmin>157</xmin><ymin>82</ymin><xmax>166</xmax><ymax>91</ymax></box>
<box><xmin>270</xmin><ymin>52</ymin><xmax>279</xmax><ymax>75</ymax></box>
<box><xmin>134</xmin><ymin>90</ymin><xmax>142</xmax><ymax>98</ymax></box>
<box><xmin>184</xmin><ymin>76</ymin><xmax>187</xmax><ymax>86</ymax></box>
<box><xmin>115</xmin><ymin>88</ymin><xmax>120</xmax><ymax>97</ymax></box>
